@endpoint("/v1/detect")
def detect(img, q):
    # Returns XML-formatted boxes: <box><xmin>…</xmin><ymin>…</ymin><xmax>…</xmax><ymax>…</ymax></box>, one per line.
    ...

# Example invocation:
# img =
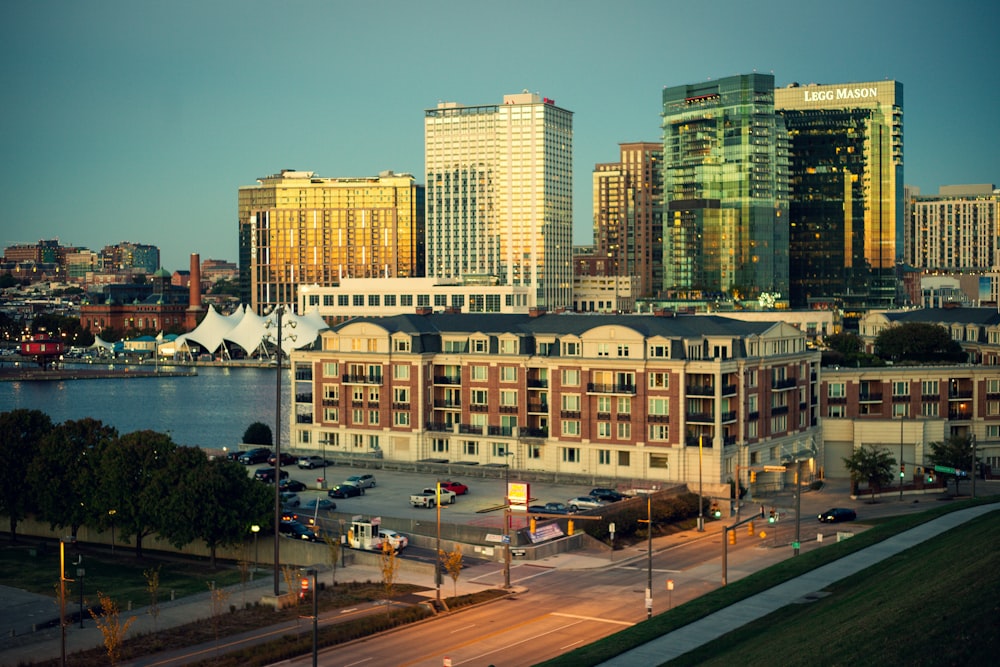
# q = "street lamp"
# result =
<box><xmin>267</xmin><ymin>305</ymin><xmax>295</xmax><ymax>596</ymax></box>
<box><xmin>697</xmin><ymin>433</ymin><xmax>705</xmax><ymax>532</ymax></box>
<box><xmin>59</xmin><ymin>536</ymin><xmax>75</xmax><ymax>667</ymax></box>
<box><xmin>251</xmin><ymin>524</ymin><xmax>260</xmax><ymax>573</ymax></box>
<box><xmin>108</xmin><ymin>509</ymin><xmax>117</xmax><ymax>552</ymax></box>
<box><xmin>971</xmin><ymin>433</ymin><xmax>977</xmax><ymax>498</ymax></box>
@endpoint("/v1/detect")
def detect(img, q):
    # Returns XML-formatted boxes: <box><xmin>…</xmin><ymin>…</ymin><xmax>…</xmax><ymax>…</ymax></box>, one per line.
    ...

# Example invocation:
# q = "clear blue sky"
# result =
<box><xmin>2</xmin><ymin>0</ymin><xmax>997</xmax><ymax>272</ymax></box>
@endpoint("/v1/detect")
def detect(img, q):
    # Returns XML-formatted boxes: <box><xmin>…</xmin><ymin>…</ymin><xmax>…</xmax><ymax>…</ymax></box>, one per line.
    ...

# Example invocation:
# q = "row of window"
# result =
<box><xmin>828</xmin><ymin>378</ymin><xmax>1000</xmax><ymax>397</ymax></box>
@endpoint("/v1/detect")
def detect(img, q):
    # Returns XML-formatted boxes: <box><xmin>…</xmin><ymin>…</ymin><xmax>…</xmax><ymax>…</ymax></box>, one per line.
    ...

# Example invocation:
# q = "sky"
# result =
<box><xmin>2</xmin><ymin>0</ymin><xmax>998</xmax><ymax>272</ymax></box>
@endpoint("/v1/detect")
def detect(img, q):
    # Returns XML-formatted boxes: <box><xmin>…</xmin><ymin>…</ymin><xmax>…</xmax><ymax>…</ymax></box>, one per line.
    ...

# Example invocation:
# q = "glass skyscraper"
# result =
<box><xmin>775</xmin><ymin>81</ymin><xmax>903</xmax><ymax>311</ymax></box>
<box><xmin>661</xmin><ymin>73</ymin><xmax>789</xmax><ymax>305</ymax></box>
<box><xmin>424</xmin><ymin>92</ymin><xmax>574</xmax><ymax>310</ymax></box>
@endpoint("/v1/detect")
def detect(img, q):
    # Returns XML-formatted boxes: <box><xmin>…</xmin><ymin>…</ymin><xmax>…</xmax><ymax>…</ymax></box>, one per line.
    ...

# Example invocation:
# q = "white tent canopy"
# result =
<box><xmin>166</xmin><ymin>304</ymin><xmax>328</xmax><ymax>359</ymax></box>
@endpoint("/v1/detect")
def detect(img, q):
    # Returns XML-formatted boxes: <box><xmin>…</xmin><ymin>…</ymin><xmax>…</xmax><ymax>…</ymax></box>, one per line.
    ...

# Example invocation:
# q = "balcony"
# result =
<box><xmin>294</xmin><ymin>393</ymin><xmax>312</xmax><ymax>404</ymax></box>
<box><xmin>528</xmin><ymin>403</ymin><xmax>549</xmax><ymax>414</ymax></box>
<box><xmin>520</xmin><ymin>427</ymin><xmax>548</xmax><ymax>439</ymax></box>
<box><xmin>433</xmin><ymin>375</ymin><xmax>462</xmax><ymax>385</ymax></box>
<box><xmin>426</xmin><ymin>422</ymin><xmax>451</xmax><ymax>432</ymax></box>
<box><xmin>828</xmin><ymin>396</ymin><xmax>847</xmax><ymax>404</ymax></box>
<box><xmin>648</xmin><ymin>414</ymin><xmax>670</xmax><ymax>423</ymax></box>
<box><xmin>295</xmin><ymin>414</ymin><xmax>313</xmax><ymax>424</ymax></box>
<box><xmin>596</xmin><ymin>412</ymin><xmax>611</xmax><ymax>421</ymax></box>
<box><xmin>720</xmin><ymin>411</ymin><xmax>737</xmax><ymax>423</ymax></box>
<box><xmin>391</xmin><ymin>402</ymin><xmax>410</xmax><ymax>410</ymax></box>
<box><xmin>858</xmin><ymin>393</ymin><xmax>883</xmax><ymax>403</ymax></box>
<box><xmin>587</xmin><ymin>383</ymin><xmax>636</xmax><ymax>395</ymax></box>
<box><xmin>721</xmin><ymin>384</ymin><xmax>737</xmax><ymax>396</ymax></box>
<box><xmin>342</xmin><ymin>374</ymin><xmax>383</xmax><ymax>385</ymax></box>
<box><xmin>685</xmin><ymin>436</ymin><xmax>713</xmax><ymax>448</ymax></box>
<box><xmin>560</xmin><ymin>410</ymin><xmax>581</xmax><ymax>419</ymax></box>
<box><xmin>294</xmin><ymin>369</ymin><xmax>313</xmax><ymax>381</ymax></box>
<box><xmin>499</xmin><ymin>405</ymin><xmax>518</xmax><ymax>414</ymax></box>
<box><xmin>322</xmin><ymin>398</ymin><xmax>339</xmax><ymax>407</ymax></box>
<box><xmin>723</xmin><ymin>435</ymin><xmax>736</xmax><ymax>446</ymax></box>
<box><xmin>470</xmin><ymin>403</ymin><xmax>489</xmax><ymax>412</ymax></box>
<box><xmin>772</xmin><ymin>377</ymin><xmax>797</xmax><ymax>390</ymax></box>
<box><xmin>487</xmin><ymin>425</ymin><xmax>514</xmax><ymax>437</ymax></box>
<box><xmin>948</xmin><ymin>390</ymin><xmax>973</xmax><ymax>400</ymax></box>
<box><xmin>747</xmin><ymin>411</ymin><xmax>759</xmax><ymax>421</ymax></box>
<box><xmin>527</xmin><ymin>378</ymin><xmax>549</xmax><ymax>389</ymax></box>
<box><xmin>948</xmin><ymin>409</ymin><xmax>973</xmax><ymax>420</ymax></box>
<box><xmin>433</xmin><ymin>399</ymin><xmax>461</xmax><ymax>409</ymax></box>
<box><xmin>616</xmin><ymin>413</ymin><xmax>631</xmax><ymax>422</ymax></box>
<box><xmin>686</xmin><ymin>412</ymin><xmax>714</xmax><ymax>423</ymax></box>
<box><xmin>771</xmin><ymin>405</ymin><xmax>789</xmax><ymax>416</ymax></box>
<box><xmin>459</xmin><ymin>423</ymin><xmax>483</xmax><ymax>434</ymax></box>
<box><xmin>685</xmin><ymin>385</ymin><xmax>714</xmax><ymax>396</ymax></box>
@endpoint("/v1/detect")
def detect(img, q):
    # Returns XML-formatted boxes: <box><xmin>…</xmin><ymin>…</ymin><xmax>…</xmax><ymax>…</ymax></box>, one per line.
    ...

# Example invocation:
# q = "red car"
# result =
<box><xmin>439</xmin><ymin>480</ymin><xmax>469</xmax><ymax>495</ymax></box>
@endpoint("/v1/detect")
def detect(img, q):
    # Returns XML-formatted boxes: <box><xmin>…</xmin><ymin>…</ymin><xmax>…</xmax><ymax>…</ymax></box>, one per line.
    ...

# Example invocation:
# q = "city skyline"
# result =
<box><xmin>2</xmin><ymin>0</ymin><xmax>998</xmax><ymax>271</ymax></box>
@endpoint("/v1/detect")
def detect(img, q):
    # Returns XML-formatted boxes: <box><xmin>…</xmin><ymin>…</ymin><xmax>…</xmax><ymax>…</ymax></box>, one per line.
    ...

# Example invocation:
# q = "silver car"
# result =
<box><xmin>567</xmin><ymin>496</ymin><xmax>607</xmax><ymax>511</ymax></box>
<box><xmin>344</xmin><ymin>473</ymin><xmax>376</xmax><ymax>489</ymax></box>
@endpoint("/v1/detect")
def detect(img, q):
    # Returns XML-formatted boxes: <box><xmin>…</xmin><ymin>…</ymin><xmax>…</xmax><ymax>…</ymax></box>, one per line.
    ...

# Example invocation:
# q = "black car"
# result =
<box><xmin>254</xmin><ymin>467</ymin><xmax>289</xmax><ymax>483</ymax></box>
<box><xmin>328</xmin><ymin>483</ymin><xmax>364</xmax><ymax>499</ymax></box>
<box><xmin>279</xmin><ymin>520</ymin><xmax>320</xmax><ymax>542</ymax></box>
<box><xmin>589</xmin><ymin>487</ymin><xmax>626</xmax><ymax>502</ymax></box>
<box><xmin>238</xmin><ymin>448</ymin><xmax>272</xmax><ymax>465</ymax></box>
<box><xmin>818</xmin><ymin>508</ymin><xmax>857</xmax><ymax>523</ymax></box>
<box><xmin>279</xmin><ymin>479</ymin><xmax>307</xmax><ymax>493</ymax></box>
<box><xmin>268</xmin><ymin>452</ymin><xmax>297</xmax><ymax>467</ymax></box>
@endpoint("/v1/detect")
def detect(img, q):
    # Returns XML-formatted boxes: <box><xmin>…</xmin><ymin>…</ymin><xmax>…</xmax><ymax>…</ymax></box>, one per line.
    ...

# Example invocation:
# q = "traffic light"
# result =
<box><xmin>900</xmin><ymin>463</ymin><xmax>905</xmax><ymax>478</ymax></box>
<box><xmin>750</xmin><ymin>471</ymin><xmax>757</xmax><ymax>483</ymax></box>
<box><xmin>530</xmin><ymin>517</ymin><xmax>537</xmax><ymax>533</ymax></box>
<box><xmin>729</xmin><ymin>530</ymin><xmax>736</xmax><ymax>545</ymax></box>
<box><xmin>768</xmin><ymin>508</ymin><xmax>776</xmax><ymax>523</ymax></box>
<box><xmin>567</xmin><ymin>519</ymin><xmax>574</xmax><ymax>536</ymax></box>
<box><xmin>299</xmin><ymin>577</ymin><xmax>310</xmax><ymax>600</ymax></box>
<box><xmin>711</xmin><ymin>502</ymin><xmax>721</xmax><ymax>519</ymax></box>
<box><xmin>927</xmin><ymin>471</ymin><xmax>935</xmax><ymax>484</ymax></box>
<box><xmin>747</xmin><ymin>520</ymin><xmax>755</xmax><ymax>535</ymax></box>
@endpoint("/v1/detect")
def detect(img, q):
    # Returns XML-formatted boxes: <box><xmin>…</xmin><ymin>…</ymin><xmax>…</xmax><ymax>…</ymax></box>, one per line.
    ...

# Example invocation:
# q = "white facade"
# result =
<box><xmin>909</xmin><ymin>185</ymin><xmax>999</xmax><ymax>271</ymax></box>
<box><xmin>298</xmin><ymin>277</ymin><xmax>533</xmax><ymax>318</ymax></box>
<box><xmin>424</xmin><ymin>92</ymin><xmax>574</xmax><ymax>311</ymax></box>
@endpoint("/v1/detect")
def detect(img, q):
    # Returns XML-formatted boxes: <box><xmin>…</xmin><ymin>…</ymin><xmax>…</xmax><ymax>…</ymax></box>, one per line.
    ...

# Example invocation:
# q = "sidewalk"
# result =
<box><xmin>595</xmin><ymin>502</ymin><xmax>1000</xmax><ymax>666</ymax></box>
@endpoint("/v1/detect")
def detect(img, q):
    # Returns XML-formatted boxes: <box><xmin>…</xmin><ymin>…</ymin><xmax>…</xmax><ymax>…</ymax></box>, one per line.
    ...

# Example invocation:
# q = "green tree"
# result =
<box><xmin>96</xmin><ymin>430</ymin><xmax>176</xmax><ymax>558</ymax></box>
<box><xmin>243</xmin><ymin>421</ymin><xmax>273</xmax><ymax>446</ymax></box>
<box><xmin>875</xmin><ymin>322</ymin><xmax>966</xmax><ymax>364</ymax></box>
<box><xmin>0</xmin><ymin>409</ymin><xmax>53</xmax><ymax>541</ymax></box>
<box><xmin>843</xmin><ymin>444</ymin><xmax>897</xmax><ymax>501</ymax></box>
<box><xmin>158</xmin><ymin>450</ymin><xmax>272</xmax><ymax>568</ymax></box>
<box><xmin>928</xmin><ymin>434</ymin><xmax>977</xmax><ymax>495</ymax></box>
<box><xmin>28</xmin><ymin>418</ymin><xmax>117</xmax><ymax>539</ymax></box>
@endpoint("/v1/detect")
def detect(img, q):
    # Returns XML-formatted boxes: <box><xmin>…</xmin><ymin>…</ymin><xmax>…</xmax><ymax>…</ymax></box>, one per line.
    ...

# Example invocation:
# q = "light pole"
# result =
<box><xmin>899</xmin><ymin>416</ymin><xmax>904</xmax><ymax>502</ymax></box>
<box><xmin>251</xmin><ymin>524</ymin><xmax>260</xmax><ymax>573</ymax></box>
<box><xmin>435</xmin><ymin>481</ymin><xmax>442</xmax><ymax>606</ymax></box>
<box><xmin>308</xmin><ymin>568</ymin><xmax>318</xmax><ymax>667</ymax></box>
<box><xmin>697</xmin><ymin>434</ymin><xmax>704</xmax><ymax>531</ymax></box>
<box><xmin>108</xmin><ymin>509</ymin><xmax>116</xmax><ymax>552</ymax></box>
<box><xmin>59</xmin><ymin>537</ymin><xmax>75</xmax><ymax>667</ymax></box>
<box><xmin>971</xmin><ymin>433</ymin><xmax>977</xmax><ymax>498</ymax></box>
<box><xmin>267</xmin><ymin>305</ymin><xmax>295</xmax><ymax>596</ymax></box>
<box><xmin>646</xmin><ymin>494</ymin><xmax>653</xmax><ymax>619</ymax></box>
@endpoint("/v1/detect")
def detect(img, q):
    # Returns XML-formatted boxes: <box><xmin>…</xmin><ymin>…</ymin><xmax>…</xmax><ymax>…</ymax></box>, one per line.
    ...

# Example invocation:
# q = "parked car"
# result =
<box><xmin>818</xmin><ymin>508</ymin><xmax>857</xmax><ymax>523</ymax></box>
<box><xmin>439</xmin><ymin>480</ymin><xmax>469</xmax><ymax>495</ymax></box>
<box><xmin>328</xmin><ymin>483</ymin><xmax>364</xmax><ymax>499</ymax></box>
<box><xmin>589</xmin><ymin>487</ymin><xmax>626</xmax><ymax>502</ymax></box>
<box><xmin>280</xmin><ymin>491</ymin><xmax>301</xmax><ymax>507</ymax></box>
<box><xmin>567</xmin><ymin>496</ymin><xmax>607</xmax><ymax>511</ymax></box>
<box><xmin>372</xmin><ymin>529</ymin><xmax>409</xmax><ymax>552</ymax></box>
<box><xmin>297</xmin><ymin>455</ymin><xmax>328</xmax><ymax>469</ymax></box>
<box><xmin>279</xmin><ymin>520</ymin><xmax>320</xmax><ymax>542</ymax></box>
<box><xmin>528</xmin><ymin>502</ymin><xmax>575</xmax><ymax>515</ymax></box>
<box><xmin>268</xmin><ymin>452</ymin><xmax>297</xmax><ymax>466</ymax></box>
<box><xmin>344</xmin><ymin>474</ymin><xmax>376</xmax><ymax>489</ymax></box>
<box><xmin>254</xmin><ymin>467</ymin><xmax>289</xmax><ymax>483</ymax></box>
<box><xmin>279</xmin><ymin>479</ymin><xmax>307</xmax><ymax>493</ymax></box>
<box><xmin>300</xmin><ymin>498</ymin><xmax>337</xmax><ymax>512</ymax></box>
<box><xmin>238</xmin><ymin>448</ymin><xmax>272</xmax><ymax>465</ymax></box>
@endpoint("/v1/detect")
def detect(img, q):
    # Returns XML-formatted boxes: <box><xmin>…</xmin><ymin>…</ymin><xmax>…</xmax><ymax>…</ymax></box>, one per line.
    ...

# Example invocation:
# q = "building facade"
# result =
<box><xmin>238</xmin><ymin>170</ymin><xmax>425</xmax><ymax>314</ymax></box>
<box><xmin>287</xmin><ymin>312</ymin><xmax>821</xmax><ymax>491</ymax></box>
<box><xmin>424</xmin><ymin>92</ymin><xmax>574</xmax><ymax>311</ymax></box>
<box><xmin>661</xmin><ymin>73</ymin><xmax>789</xmax><ymax>305</ymax></box>
<box><xmin>908</xmin><ymin>184</ymin><xmax>999</xmax><ymax>271</ymax></box>
<box><xmin>775</xmin><ymin>81</ymin><xmax>903</xmax><ymax>311</ymax></box>
<box><xmin>592</xmin><ymin>142</ymin><xmax>663</xmax><ymax>299</ymax></box>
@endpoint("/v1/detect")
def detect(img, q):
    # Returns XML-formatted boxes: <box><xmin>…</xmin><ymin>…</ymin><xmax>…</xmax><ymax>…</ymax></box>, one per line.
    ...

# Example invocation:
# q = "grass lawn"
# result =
<box><xmin>0</xmin><ymin>538</ymin><xmax>244</xmax><ymax>606</ymax></box>
<box><xmin>540</xmin><ymin>495</ymin><xmax>1000</xmax><ymax>667</ymax></box>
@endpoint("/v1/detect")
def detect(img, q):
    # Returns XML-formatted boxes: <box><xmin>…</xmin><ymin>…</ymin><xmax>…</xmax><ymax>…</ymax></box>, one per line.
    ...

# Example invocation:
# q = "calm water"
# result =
<box><xmin>0</xmin><ymin>365</ymin><xmax>292</xmax><ymax>449</ymax></box>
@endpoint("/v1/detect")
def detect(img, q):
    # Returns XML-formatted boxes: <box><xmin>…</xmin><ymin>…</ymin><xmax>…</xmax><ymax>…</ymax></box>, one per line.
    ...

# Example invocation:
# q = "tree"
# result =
<box><xmin>89</xmin><ymin>591</ymin><xmax>136</xmax><ymax>666</ymax></box>
<box><xmin>380</xmin><ymin>541</ymin><xmax>399</xmax><ymax>615</ymax></box>
<box><xmin>928</xmin><ymin>434</ymin><xmax>976</xmax><ymax>495</ymax></box>
<box><xmin>875</xmin><ymin>322</ymin><xmax>966</xmax><ymax>364</ymax></box>
<box><xmin>842</xmin><ymin>444</ymin><xmax>897</xmax><ymax>502</ymax></box>
<box><xmin>821</xmin><ymin>331</ymin><xmax>885</xmax><ymax>368</ymax></box>
<box><xmin>95</xmin><ymin>430</ymin><xmax>176</xmax><ymax>558</ymax></box>
<box><xmin>0</xmin><ymin>409</ymin><xmax>53</xmax><ymax>541</ymax></box>
<box><xmin>242</xmin><ymin>422</ymin><xmax>273</xmax><ymax>446</ymax></box>
<box><xmin>29</xmin><ymin>418</ymin><xmax>117</xmax><ymax>539</ymax></box>
<box><xmin>441</xmin><ymin>546</ymin><xmax>463</xmax><ymax>599</ymax></box>
<box><xmin>323</xmin><ymin>533</ymin><xmax>342</xmax><ymax>586</ymax></box>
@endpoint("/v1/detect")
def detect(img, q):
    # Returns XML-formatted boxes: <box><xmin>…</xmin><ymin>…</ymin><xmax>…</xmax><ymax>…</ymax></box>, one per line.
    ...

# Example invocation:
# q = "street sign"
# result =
<box><xmin>933</xmin><ymin>465</ymin><xmax>956</xmax><ymax>474</ymax></box>
<box><xmin>763</xmin><ymin>465</ymin><xmax>787</xmax><ymax>472</ymax></box>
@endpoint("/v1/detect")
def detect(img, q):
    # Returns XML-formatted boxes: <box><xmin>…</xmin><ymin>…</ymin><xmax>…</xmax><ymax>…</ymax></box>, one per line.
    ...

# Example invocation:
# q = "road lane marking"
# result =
<box><xmin>551</xmin><ymin>612</ymin><xmax>635</xmax><ymax>626</ymax></box>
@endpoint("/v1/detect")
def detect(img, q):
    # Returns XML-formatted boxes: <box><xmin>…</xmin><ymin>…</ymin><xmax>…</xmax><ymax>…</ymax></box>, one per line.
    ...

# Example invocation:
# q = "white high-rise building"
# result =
<box><xmin>424</xmin><ymin>91</ymin><xmax>573</xmax><ymax>310</ymax></box>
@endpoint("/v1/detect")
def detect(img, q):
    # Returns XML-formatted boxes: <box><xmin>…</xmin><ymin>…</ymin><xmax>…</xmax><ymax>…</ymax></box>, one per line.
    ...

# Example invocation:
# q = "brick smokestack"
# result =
<box><xmin>185</xmin><ymin>253</ymin><xmax>206</xmax><ymax>330</ymax></box>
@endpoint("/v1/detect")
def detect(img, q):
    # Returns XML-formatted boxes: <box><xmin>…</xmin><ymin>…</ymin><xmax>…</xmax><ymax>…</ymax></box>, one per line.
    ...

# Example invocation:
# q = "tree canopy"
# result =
<box><xmin>875</xmin><ymin>322</ymin><xmax>967</xmax><ymax>364</ymax></box>
<box><xmin>928</xmin><ymin>434</ymin><xmax>977</xmax><ymax>494</ymax></box>
<box><xmin>842</xmin><ymin>444</ymin><xmax>897</xmax><ymax>501</ymax></box>
<box><xmin>0</xmin><ymin>409</ymin><xmax>53</xmax><ymax>541</ymax></box>
<box><xmin>243</xmin><ymin>421</ymin><xmax>273</xmax><ymax>446</ymax></box>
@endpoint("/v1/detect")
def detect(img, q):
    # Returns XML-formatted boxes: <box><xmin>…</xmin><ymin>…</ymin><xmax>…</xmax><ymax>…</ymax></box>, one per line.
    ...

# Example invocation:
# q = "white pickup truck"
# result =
<box><xmin>409</xmin><ymin>487</ymin><xmax>457</xmax><ymax>508</ymax></box>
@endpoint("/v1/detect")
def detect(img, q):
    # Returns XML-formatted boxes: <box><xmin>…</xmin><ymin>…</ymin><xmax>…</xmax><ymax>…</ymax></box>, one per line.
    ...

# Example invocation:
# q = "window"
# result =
<box><xmin>401</xmin><ymin>294</ymin><xmax>413</xmax><ymax>307</ymax></box>
<box><xmin>828</xmin><ymin>382</ymin><xmax>845</xmax><ymax>398</ymax></box>
<box><xmin>491</xmin><ymin>442</ymin><xmax>508</xmax><ymax>458</ymax></box>
<box><xmin>748</xmin><ymin>370</ymin><xmax>758</xmax><ymax>388</ymax></box>
<box><xmin>470</xmin><ymin>365</ymin><xmax>488</xmax><ymax>381</ymax></box>
<box><xmin>368</xmin><ymin>409</ymin><xmax>380</xmax><ymax>425</ymax></box>
<box><xmin>499</xmin><ymin>338</ymin><xmax>517</xmax><ymax>354</ymax></box>
<box><xmin>463</xmin><ymin>440</ymin><xmax>478</xmax><ymax>455</ymax></box>
<box><xmin>471</xmin><ymin>389</ymin><xmax>488</xmax><ymax>405</ymax></box>
<box><xmin>921</xmin><ymin>402</ymin><xmax>939</xmax><ymax>417</ymax></box>
<box><xmin>393</xmin><ymin>338</ymin><xmax>411</xmax><ymax>352</ymax></box>
<box><xmin>562</xmin><ymin>369</ymin><xmax>580</xmax><ymax>386</ymax></box>
<box><xmin>597</xmin><ymin>343</ymin><xmax>610</xmax><ymax>357</ymax></box>
<box><xmin>771</xmin><ymin>414</ymin><xmax>787</xmax><ymax>433</ymax></box>
<box><xmin>649</xmin><ymin>424</ymin><xmax>669</xmax><ymax>441</ymax></box>
<box><xmin>748</xmin><ymin>394</ymin><xmax>758</xmax><ymax>413</ymax></box>
<box><xmin>353</xmin><ymin>294</ymin><xmax>364</xmax><ymax>307</ymax></box>
<box><xmin>617</xmin><ymin>397</ymin><xmax>631</xmax><ymax>415</ymax></box>
<box><xmin>434</xmin><ymin>294</ymin><xmax>447</xmax><ymax>307</ymax></box>
<box><xmin>892</xmin><ymin>381</ymin><xmax>909</xmax><ymax>397</ymax></box>
<box><xmin>432</xmin><ymin>438</ymin><xmax>449</xmax><ymax>453</ymax></box>
<box><xmin>393</xmin><ymin>411</ymin><xmax>410</xmax><ymax>426</ymax></box>
<box><xmin>368</xmin><ymin>387</ymin><xmax>379</xmax><ymax>402</ymax></box>
<box><xmin>649</xmin><ymin>454</ymin><xmax>668</xmax><ymax>469</ymax></box>
<box><xmin>649</xmin><ymin>398</ymin><xmax>669</xmax><ymax>416</ymax></box>
<box><xmin>384</xmin><ymin>294</ymin><xmax>396</xmax><ymax>307</ymax></box>
<box><xmin>338</xmin><ymin>294</ymin><xmax>349</xmax><ymax>307</ymax></box>
<box><xmin>562</xmin><ymin>341</ymin><xmax>580</xmax><ymax>356</ymax></box>
<box><xmin>828</xmin><ymin>405</ymin><xmax>845</xmax><ymax>418</ymax></box>
<box><xmin>393</xmin><ymin>364</ymin><xmax>410</xmax><ymax>380</ymax></box>
<box><xmin>417</xmin><ymin>294</ymin><xmax>430</xmax><ymax>307</ymax></box>
<box><xmin>368</xmin><ymin>294</ymin><xmax>380</xmax><ymax>307</ymax></box>
<box><xmin>323</xmin><ymin>407</ymin><xmax>339</xmax><ymax>422</ymax></box>
<box><xmin>618</xmin><ymin>451</ymin><xmax>631</xmax><ymax>467</ymax></box>
<box><xmin>322</xmin><ymin>362</ymin><xmax>339</xmax><ymax>378</ymax></box>
<box><xmin>649</xmin><ymin>344</ymin><xmax>669</xmax><ymax>358</ymax></box>
<box><xmin>988</xmin><ymin>401</ymin><xmax>1000</xmax><ymax>416</ymax></box>
<box><xmin>617</xmin><ymin>422</ymin><xmax>631</xmax><ymax>439</ymax></box>
<box><xmin>562</xmin><ymin>420</ymin><xmax>580</xmax><ymax>435</ymax></box>
<box><xmin>500</xmin><ymin>390</ymin><xmax>517</xmax><ymax>407</ymax></box>
<box><xmin>597</xmin><ymin>396</ymin><xmax>611</xmax><ymax>413</ymax></box>
<box><xmin>501</xmin><ymin>366</ymin><xmax>517</xmax><ymax>382</ymax></box>
<box><xmin>892</xmin><ymin>403</ymin><xmax>909</xmax><ymax>418</ymax></box>
<box><xmin>617</xmin><ymin>344</ymin><xmax>630</xmax><ymax>357</ymax></box>
<box><xmin>352</xmin><ymin>408</ymin><xmax>363</xmax><ymax>423</ymax></box>
<box><xmin>597</xmin><ymin>422</ymin><xmax>612</xmax><ymax>438</ymax></box>
<box><xmin>598</xmin><ymin>449</ymin><xmax>611</xmax><ymax>465</ymax></box>
<box><xmin>527</xmin><ymin>444</ymin><xmax>542</xmax><ymax>460</ymax></box>
<box><xmin>472</xmin><ymin>338</ymin><xmax>488</xmax><ymax>353</ymax></box>
<box><xmin>393</xmin><ymin>387</ymin><xmax>409</xmax><ymax>403</ymax></box>
<box><xmin>561</xmin><ymin>447</ymin><xmax>580</xmax><ymax>463</ymax></box>
<box><xmin>649</xmin><ymin>372</ymin><xmax>669</xmax><ymax>389</ymax></box>
<box><xmin>987</xmin><ymin>424</ymin><xmax>1000</xmax><ymax>439</ymax></box>
<box><xmin>368</xmin><ymin>435</ymin><xmax>380</xmax><ymax>451</ymax></box>
<box><xmin>538</xmin><ymin>341</ymin><xmax>554</xmax><ymax>355</ymax></box>
<box><xmin>748</xmin><ymin>421</ymin><xmax>758</xmax><ymax>438</ymax></box>
<box><xmin>352</xmin><ymin>434</ymin><xmax>364</xmax><ymax>449</ymax></box>
<box><xmin>561</xmin><ymin>394</ymin><xmax>581</xmax><ymax>411</ymax></box>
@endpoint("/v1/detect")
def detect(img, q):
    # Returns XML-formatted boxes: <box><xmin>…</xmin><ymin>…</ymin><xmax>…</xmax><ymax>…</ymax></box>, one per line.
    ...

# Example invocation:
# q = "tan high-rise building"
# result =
<box><xmin>593</xmin><ymin>142</ymin><xmax>663</xmax><ymax>299</ymax></box>
<box><xmin>424</xmin><ymin>92</ymin><xmax>573</xmax><ymax>310</ymax></box>
<box><xmin>238</xmin><ymin>170</ymin><xmax>425</xmax><ymax>314</ymax></box>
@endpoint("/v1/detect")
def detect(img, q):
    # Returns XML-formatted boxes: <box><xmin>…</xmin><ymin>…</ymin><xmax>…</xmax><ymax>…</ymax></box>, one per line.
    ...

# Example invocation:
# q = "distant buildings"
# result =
<box><xmin>908</xmin><ymin>184</ymin><xmax>999</xmax><ymax>271</ymax></box>
<box><xmin>237</xmin><ymin>170</ymin><xmax>425</xmax><ymax>315</ymax></box>
<box><xmin>425</xmin><ymin>92</ymin><xmax>574</xmax><ymax>311</ymax></box>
